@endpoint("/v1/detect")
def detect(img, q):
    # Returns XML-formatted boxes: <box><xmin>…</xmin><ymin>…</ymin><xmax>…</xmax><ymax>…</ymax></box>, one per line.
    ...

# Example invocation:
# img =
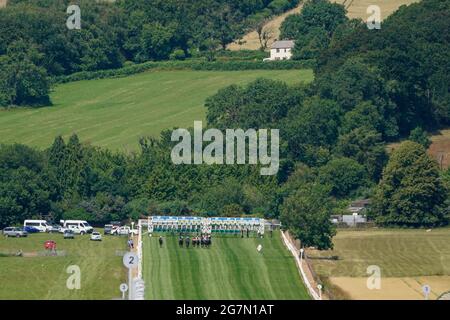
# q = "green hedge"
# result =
<box><xmin>214</xmin><ymin>50</ymin><xmax>269</xmax><ymax>61</ymax></box>
<box><xmin>53</xmin><ymin>59</ymin><xmax>316</xmax><ymax>84</ymax></box>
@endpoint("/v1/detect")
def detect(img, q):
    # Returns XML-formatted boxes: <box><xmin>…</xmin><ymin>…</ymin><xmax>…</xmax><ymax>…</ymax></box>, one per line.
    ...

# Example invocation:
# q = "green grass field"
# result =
<box><xmin>0</xmin><ymin>232</ymin><xmax>126</xmax><ymax>299</ymax></box>
<box><xmin>142</xmin><ymin>231</ymin><xmax>310</xmax><ymax>300</ymax></box>
<box><xmin>309</xmin><ymin>228</ymin><xmax>450</xmax><ymax>277</ymax></box>
<box><xmin>0</xmin><ymin>69</ymin><xmax>312</xmax><ymax>151</ymax></box>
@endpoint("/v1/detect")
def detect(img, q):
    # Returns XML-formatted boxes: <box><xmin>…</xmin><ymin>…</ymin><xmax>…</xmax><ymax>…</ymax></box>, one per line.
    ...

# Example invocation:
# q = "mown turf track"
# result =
<box><xmin>142</xmin><ymin>231</ymin><xmax>310</xmax><ymax>300</ymax></box>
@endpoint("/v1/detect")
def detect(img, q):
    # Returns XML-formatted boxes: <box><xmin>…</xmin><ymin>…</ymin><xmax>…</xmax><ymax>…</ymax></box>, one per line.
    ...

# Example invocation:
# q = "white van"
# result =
<box><xmin>24</xmin><ymin>220</ymin><xmax>51</xmax><ymax>232</ymax></box>
<box><xmin>60</xmin><ymin>220</ymin><xmax>93</xmax><ymax>235</ymax></box>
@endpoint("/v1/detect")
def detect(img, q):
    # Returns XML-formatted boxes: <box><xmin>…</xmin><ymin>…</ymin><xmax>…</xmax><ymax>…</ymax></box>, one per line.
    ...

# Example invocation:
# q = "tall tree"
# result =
<box><xmin>0</xmin><ymin>40</ymin><xmax>50</xmax><ymax>106</ymax></box>
<box><xmin>371</xmin><ymin>141</ymin><xmax>447</xmax><ymax>227</ymax></box>
<box><xmin>280</xmin><ymin>183</ymin><xmax>336</xmax><ymax>250</ymax></box>
<box><xmin>256</xmin><ymin>20</ymin><xmax>274</xmax><ymax>51</ymax></box>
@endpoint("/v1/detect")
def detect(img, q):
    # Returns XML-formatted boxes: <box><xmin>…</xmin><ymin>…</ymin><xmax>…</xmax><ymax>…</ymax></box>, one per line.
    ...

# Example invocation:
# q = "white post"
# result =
<box><xmin>128</xmin><ymin>268</ymin><xmax>132</xmax><ymax>300</ymax></box>
<box><xmin>317</xmin><ymin>284</ymin><xmax>322</xmax><ymax>300</ymax></box>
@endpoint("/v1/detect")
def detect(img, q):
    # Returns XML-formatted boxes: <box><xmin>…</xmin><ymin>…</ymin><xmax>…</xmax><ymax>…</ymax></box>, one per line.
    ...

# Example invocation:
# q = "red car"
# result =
<box><xmin>44</xmin><ymin>240</ymin><xmax>56</xmax><ymax>251</ymax></box>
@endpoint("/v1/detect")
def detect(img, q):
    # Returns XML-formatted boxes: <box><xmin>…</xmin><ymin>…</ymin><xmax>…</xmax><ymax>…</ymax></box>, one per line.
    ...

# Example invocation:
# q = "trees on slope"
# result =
<box><xmin>371</xmin><ymin>141</ymin><xmax>447</xmax><ymax>227</ymax></box>
<box><xmin>280</xmin><ymin>0</ymin><xmax>348</xmax><ymax>60</ymax></box>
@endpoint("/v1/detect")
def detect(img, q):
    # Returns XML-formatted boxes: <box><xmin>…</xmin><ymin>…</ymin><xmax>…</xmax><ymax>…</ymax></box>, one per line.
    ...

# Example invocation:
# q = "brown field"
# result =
<box><xmin>330</xmin><ymin>276</ymin><xmax>450</xmax><ymax>300</ymax></box>
<box><xmin>332</xmin><ymin>0</ymin><xmax>419</xmax><ymax>21</ymax></box>
<box><xmin>0</xmin><ymin>0</ymin><xmax>7</xmax><ymax>8</ymax></box>
<box><xmin>308</xmin><ymin>228</ymin><xmax>450</xmax><ymax>300</ymax></box>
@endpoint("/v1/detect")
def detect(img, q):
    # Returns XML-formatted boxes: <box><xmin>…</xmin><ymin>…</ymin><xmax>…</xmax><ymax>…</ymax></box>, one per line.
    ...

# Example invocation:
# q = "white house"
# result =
<box><xmin>265</xmin><ymin>40</ymin><xmax>295</xmax><ymax>61</ymax></box>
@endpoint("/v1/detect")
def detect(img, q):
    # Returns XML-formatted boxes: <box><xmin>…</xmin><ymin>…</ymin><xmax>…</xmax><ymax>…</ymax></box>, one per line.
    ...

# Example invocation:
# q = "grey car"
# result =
<box><xmin>47</xmin><ymin>225</ymin><xmax>62</xmax><ymax>233</ymax></box>
<box><xmin>63</xmin><ymin>229</ymin><xmax>75</xmax><ymax>239</ymax></box>
<box><xmin>3</xmin><ymin>227</ymin><xmax>28</xmax><ymax>237</ymax></box>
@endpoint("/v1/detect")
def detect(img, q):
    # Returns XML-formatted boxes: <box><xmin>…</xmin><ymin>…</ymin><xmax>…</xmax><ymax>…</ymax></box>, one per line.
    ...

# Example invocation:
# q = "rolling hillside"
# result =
<box><xmin>0</xmin><ymin>69</ymin><xmax>312</xmax><ymax>151</ymax></box>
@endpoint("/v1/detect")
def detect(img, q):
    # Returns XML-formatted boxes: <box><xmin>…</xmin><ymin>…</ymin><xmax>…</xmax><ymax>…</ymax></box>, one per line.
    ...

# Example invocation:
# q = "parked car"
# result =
<box><xmin>3</xmin><ymin>227</ymin><xmax>28</xmax><ymax>238</ymax></box>
<box><xmin>104</xmin><ymin>224</ymin><xmax>114</xmax><ymax>235</ymax></box>
<box><xmin>111</xmin><ymin>226</ymin><xmax>138</xmax><ymax>236</ymax></box>
<box><xmin>47</xmin><ymin>225</ymin><xmax>62</xmax><ymax>233</ymax></box>
<box><xmin>44</xmin><ymin>240</ymin><xmax>56</xmax><ymax>250</ymax></box>
<box><xmin>67</xmin><ymin>225</ymin><xmax>86</xmax><ymax>235</ymax></box>
<box><xmin>23</xmin><ymin>226</ymin><xmax>41</xmax><ymax>233</ymax></box>
<box><xmin>60</xmin><ymin>220</ymin><xmax>93</xmax><ymax>234</ymax></box>
<box><xmin>90</xmin><ymin>232</ymin><xmax>102</xmax><ymax>241</ymax></box>
<box><xmin>110</xmin><ymin>221</ymin><xmax>121</xmax><ymax>227</ymax></box>
<box><xmin>104</xmin><ymin>221</ymin><xmax>122</xmax><ymax>235</ymax></box>
<box><xmin>63</xmin><ymin>229</ymin><xmax>75</xmax><ymax>239</ymax></box>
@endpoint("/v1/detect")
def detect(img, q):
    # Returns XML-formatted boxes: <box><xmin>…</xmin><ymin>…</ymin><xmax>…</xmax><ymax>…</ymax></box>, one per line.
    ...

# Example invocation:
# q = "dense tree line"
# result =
<box><xmin>0</xmin><ymin>0</ymin><xmax>299</xmax><ymax>107</ymax></box>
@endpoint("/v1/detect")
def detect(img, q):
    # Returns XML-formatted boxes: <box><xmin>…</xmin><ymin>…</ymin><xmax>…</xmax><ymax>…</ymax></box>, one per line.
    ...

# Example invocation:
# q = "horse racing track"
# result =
<box><xmin>142</xmin><ymin>231</ymin><xmax>310</xmax><ymax>300</ymax></box>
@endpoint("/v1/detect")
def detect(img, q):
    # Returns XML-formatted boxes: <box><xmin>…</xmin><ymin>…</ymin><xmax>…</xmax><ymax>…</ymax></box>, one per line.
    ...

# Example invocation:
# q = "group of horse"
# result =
<box><xmin>178</xmin><ymin>235</ymin><xmax>212</xmax><ymax>248</ymax></box>
<box><xmin>157</xmin><ymin>234</ymin><xmax>213</xmax><ymax>248</ymax></box>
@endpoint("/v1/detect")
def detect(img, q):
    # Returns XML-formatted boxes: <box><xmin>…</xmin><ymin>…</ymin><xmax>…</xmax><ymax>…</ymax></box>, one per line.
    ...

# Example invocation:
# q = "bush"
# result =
<box><xmin>123</xmin><ymin>61</ymin><xmax>135</xmax><ymax>67</ymax></box>
<box><xmin>170</xmin><ymin>49</ymin><xmax>186</xmax><ymax>61</ymax></box>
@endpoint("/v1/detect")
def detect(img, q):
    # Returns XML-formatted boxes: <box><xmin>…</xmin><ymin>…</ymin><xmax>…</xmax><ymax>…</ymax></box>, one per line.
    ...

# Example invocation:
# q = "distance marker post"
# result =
<box><xmin>123</xmin><ymin>252</ymin><xmax>139</xmax><ymax>300</ymax></box>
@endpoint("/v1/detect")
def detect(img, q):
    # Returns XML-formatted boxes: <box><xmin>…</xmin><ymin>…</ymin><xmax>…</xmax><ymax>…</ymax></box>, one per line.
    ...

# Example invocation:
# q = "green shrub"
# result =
<box><xmin>170</xmin><ymin>49</ymin><xmax>186</xmax><ymax>61</ymax></box>
<box><xmin>123</xmin><ymin>61</ymin><xmax>135</xmax><ymax>67</ymax></box>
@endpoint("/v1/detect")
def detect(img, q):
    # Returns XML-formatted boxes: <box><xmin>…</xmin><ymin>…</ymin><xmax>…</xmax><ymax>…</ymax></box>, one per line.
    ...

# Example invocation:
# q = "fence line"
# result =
<box><xmin>280</xmin><ymin>231</ymin><xmax>321</xmax><ymax>300</ymax></box>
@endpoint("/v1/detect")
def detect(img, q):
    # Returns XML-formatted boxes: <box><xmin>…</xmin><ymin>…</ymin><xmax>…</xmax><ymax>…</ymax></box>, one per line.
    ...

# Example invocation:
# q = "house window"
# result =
<box><xmin>276</xmin><ymin>49</ymin><xmax>280</xmax><ymax>53</ymax></box>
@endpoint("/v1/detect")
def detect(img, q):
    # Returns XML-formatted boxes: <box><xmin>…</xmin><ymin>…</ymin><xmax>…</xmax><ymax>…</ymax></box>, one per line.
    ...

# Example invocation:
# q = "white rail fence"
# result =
<box><xmin>280</xmin><ymin>231</ymin><xmax>321</xmax><ymax>300</ymax></box>
<box><xmin>128</xmin><ymin>220</ymin><xmax>145</xmax><ymax>300</ymax></box>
